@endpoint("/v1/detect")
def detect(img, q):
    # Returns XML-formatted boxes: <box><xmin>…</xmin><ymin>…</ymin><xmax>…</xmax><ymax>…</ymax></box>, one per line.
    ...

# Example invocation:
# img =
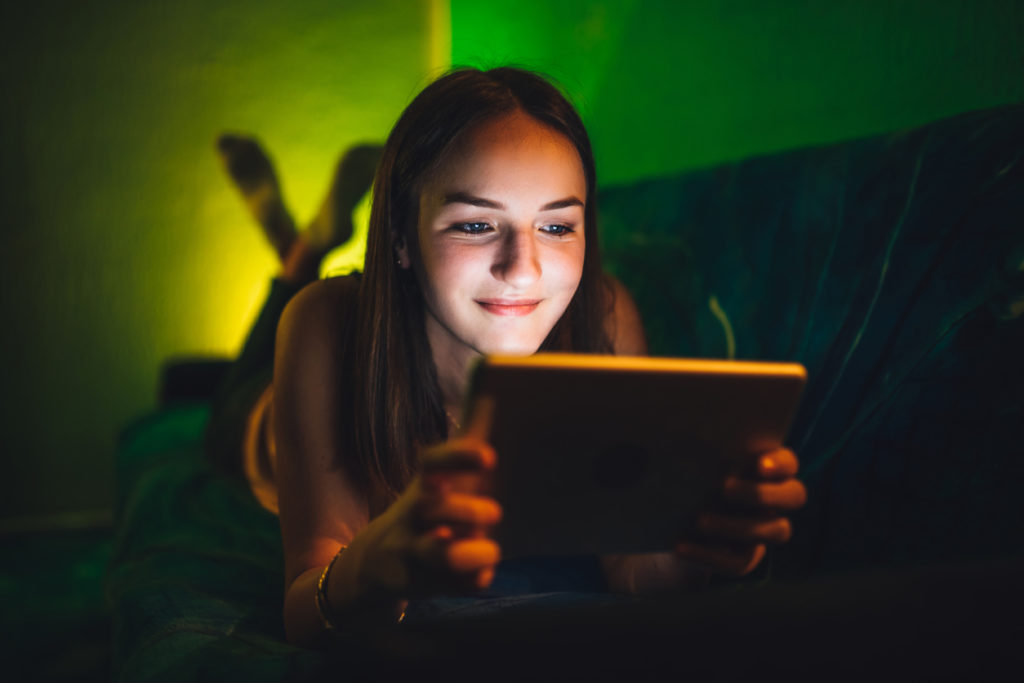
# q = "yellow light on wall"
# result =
<box><xmin>321</xmin><ymin>190</ymin><xmax>373</xmax><ymax>278</ymax></box>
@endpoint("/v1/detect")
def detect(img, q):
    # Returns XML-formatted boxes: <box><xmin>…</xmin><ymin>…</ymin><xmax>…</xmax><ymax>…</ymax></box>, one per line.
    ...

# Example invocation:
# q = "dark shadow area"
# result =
<box><xmin>0</xmin><ymin>528</ymin><xmax>112</xmax><ymax>683</ymax></box>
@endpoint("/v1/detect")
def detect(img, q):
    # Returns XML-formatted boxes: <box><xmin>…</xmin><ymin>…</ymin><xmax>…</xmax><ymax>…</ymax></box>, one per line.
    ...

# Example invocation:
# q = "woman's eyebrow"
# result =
<box><xmin>443</xmin><ymin>191</ymin><xmax>503</xmax><ymax>209</ymax></box>
<box><xmin>441</xmin><ymin>191</ymin><xmax>584</xmax><ymax>211</ymax></box>
<box><xmin>540</xmin><ymin>197</ymin><xmax>584</xmax><ymax>211</ymax></box>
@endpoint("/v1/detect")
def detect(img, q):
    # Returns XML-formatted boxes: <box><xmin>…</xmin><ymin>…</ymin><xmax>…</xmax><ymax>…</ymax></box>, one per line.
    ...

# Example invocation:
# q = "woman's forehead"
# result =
<box><xmin>423</xmin><ymin>111</ymin><xmax>586</xmax><ymax>201</ymax></box>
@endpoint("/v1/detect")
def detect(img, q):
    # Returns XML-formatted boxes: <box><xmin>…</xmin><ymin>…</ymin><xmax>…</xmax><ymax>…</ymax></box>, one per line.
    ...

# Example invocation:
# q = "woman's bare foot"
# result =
<box><xmin>304</xmin><ymin>144</ymin><xmax>383</xmax><ymax>254</ymax></box>
<box><xmin>216</xmin><ymin>134</ymin><xmax>298</xmax><ymax>262</ymax></box>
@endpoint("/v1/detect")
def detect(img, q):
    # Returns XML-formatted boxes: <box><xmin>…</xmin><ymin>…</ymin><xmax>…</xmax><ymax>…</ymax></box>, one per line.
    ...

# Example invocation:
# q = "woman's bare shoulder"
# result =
<box><xmin>277</xmin><ymin>274</ymin><xmax>361</xmax><ymax>342</ymax></box>
<box><xmin>602</xmin><ymin>273</ymin><xmax>648</xmax><ymax>356</ymax></box>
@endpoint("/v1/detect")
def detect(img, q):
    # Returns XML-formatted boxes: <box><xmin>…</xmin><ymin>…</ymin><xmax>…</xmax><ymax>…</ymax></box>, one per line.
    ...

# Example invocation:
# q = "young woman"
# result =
<box><xmin>212</xmin><ymin>67</ymin><xmax>806</xmax><ymax>648</ymax></box>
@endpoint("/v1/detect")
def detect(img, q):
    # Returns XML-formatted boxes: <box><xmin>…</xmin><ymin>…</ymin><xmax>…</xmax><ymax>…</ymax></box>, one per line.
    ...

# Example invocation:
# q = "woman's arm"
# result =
<box><xmin>273</xmin><ymin>279</ymin><xmax>502</xmax><ymax>646</ymax></box>
<box><xmin>272</xmin><ymin>278</ymin><xmax>375</xmax><ymax>645</ymax></box>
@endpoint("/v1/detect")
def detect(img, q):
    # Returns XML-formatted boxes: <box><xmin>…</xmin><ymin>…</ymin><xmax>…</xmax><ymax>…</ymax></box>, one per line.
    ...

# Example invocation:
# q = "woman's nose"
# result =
<box><xmin>491</xmin><ymin>228</ymin><xmax>541</xmax><ymax>288</ymax></box>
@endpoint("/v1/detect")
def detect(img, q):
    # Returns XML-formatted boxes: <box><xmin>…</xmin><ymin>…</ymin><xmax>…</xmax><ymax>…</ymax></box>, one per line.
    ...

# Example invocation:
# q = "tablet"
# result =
<box><xmin>461</xmin><ymin>354</ymin><xmax>807</xmax><ymax>558</ymax></box>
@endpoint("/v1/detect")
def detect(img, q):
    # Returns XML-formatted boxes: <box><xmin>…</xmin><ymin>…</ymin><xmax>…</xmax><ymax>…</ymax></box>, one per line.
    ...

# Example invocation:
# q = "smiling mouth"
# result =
<box><xmin>476</xmin><ymin>299</ymin><xmax>542</xmax><ymax>317</ymax></box>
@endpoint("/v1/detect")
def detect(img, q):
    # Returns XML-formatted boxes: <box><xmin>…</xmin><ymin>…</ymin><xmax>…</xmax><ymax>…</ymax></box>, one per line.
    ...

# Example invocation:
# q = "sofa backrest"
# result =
<box><xmin>599</xmin><ymin>103</ymin><xmax>1024</xmax><ymax>576</ymax></box>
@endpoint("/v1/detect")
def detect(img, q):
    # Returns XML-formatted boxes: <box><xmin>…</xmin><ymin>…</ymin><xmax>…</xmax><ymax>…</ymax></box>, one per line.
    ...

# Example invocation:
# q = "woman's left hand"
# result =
<box><xmin>601</xmin><ymin>448</ymin><xmax>806</xmax><ymax>594</ymax></box>
<box><xmin>676</xmin><ymin>447</ymin><xmax>807</xmax><ymax>576</ymax></box>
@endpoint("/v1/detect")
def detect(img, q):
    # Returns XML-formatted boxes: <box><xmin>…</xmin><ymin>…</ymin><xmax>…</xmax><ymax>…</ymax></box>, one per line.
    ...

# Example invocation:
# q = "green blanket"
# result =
<box><xmin>108</xmin><ymin>405</ymin><xmax>324</xmax><ymax>680</ymax></box>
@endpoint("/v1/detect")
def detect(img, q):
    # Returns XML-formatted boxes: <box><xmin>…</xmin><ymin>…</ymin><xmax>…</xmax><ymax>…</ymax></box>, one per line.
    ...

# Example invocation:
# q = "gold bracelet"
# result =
<box><xmin>315</xmin><ymin>546</ymin><xmax>347</xmax><ymax>631</ymax></box>
<box><xmin>315</xmin><ymin>545</ymin><xmax>407</xmax><ymax>629</ymax></box>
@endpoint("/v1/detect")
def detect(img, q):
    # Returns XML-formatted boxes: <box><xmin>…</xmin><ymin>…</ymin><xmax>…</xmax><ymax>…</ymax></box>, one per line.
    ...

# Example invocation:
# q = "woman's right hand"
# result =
<box><xmin>328</xmin><ymin>436</ymin><xmax>503</xmax><ymax>613</ymax></box>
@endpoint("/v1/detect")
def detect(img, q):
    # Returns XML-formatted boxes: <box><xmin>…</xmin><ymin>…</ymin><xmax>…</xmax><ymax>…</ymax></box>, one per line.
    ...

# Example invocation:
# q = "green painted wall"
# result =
<box><xmin>0</xmin><ymin>0</ymin><xmax>438</xmax><ymax>524</ymax></box>
<box><xmin>452</xmin><ymin>0</ymin><xmax>1024</xmax><ymax>186</ymax></box>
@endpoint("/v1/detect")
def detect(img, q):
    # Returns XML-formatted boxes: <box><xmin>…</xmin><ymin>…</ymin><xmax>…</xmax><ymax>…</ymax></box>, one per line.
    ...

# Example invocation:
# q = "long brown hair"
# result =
<box><xmin>349</xmin><ymin>67</ymin><xmax>612</xmax><ymax>498</ymax></box>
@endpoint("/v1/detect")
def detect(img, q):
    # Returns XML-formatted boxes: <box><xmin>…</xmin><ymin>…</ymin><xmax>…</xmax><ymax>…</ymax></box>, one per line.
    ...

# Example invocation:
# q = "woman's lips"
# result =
<box><xmin>476</xmin><ymin>299</ymin><xmax>541</xmax><ymax>316</ymax></box>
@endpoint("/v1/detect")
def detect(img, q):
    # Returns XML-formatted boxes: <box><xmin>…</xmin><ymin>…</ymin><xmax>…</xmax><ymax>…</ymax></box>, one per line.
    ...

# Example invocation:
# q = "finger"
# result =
<box><xmin>757</xmin><ymin>448</ymin><xmax>799</xmax><ymax>480</ymax></box>
<box><xmin>420</xmin><ymin>438</ymin><xmax>497</xmax><ymax>474</ymax></box>
<box><xmin>475</xmin><ymin>565</ymin><xmax>497</xmax><ymax>590</ymax></box>
<box><xmin>722</xmin><ymin>477</ymin><xmax>807</xmax><ymax>510</ymax></box>
<box><xmin>697</xmin><ymin>513</ymin><xmax>792</xmax><ymax>544</ymax></box>
<box><xmin>408</xmin><ymin>531</ymin><xmax>502</xmax><ymax>570</ymax></box>
<box><xmin>416</xmin><ymin>493</ymin><xmax>503</xmax><ymax>528</ymax></box>
<box><xmin>733</xmin><ymin>447</ymin><xmax>799</xmax><ymax>480</ymax></box>
<box><xmin>675</xmin><ymin>541</ymin><xmax>767</xmax><ymax>577</ymax></box>
<box><xmin>463</xmin><ymin>395</ymin><xmax>496</xmax><ymax>440</ymax></box>
<box><xmin>446</xmin><ymin>538</ymin><xmax>502</xmax><ymax>573</ymax></box>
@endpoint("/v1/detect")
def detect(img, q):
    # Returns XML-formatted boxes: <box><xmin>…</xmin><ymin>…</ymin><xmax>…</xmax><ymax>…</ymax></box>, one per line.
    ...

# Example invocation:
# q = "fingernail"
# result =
<box><xmin>477</xmin><ymin>566</ymin><xmax>496</xmax><ymax>589</ymax></box>
<box><xmin>761</xmin><ymin>455</ymin><xmax>777</xmax><ymax>473</ymax></box>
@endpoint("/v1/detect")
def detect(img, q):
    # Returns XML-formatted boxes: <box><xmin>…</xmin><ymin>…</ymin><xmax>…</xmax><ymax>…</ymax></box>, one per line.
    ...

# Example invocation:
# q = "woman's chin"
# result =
<box><xmin>478</xmin><ymin>337</ymin><xmax>544</xmax><ymax>358</ymax></box>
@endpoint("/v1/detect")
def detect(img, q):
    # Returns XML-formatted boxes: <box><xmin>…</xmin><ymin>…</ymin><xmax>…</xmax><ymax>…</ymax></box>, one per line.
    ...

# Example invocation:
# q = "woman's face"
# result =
<box><xmin>405</xmin><ymin>110</ymin><xmax>587</xmax><ymax>367</ymax></box>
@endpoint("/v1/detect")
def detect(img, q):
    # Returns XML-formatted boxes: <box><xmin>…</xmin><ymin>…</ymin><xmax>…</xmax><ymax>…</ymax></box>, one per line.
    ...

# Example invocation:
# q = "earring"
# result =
<box><xmin>394</xmin><ymin>238</ymin><xmax>406</xmax><ymax>268</ymax></box>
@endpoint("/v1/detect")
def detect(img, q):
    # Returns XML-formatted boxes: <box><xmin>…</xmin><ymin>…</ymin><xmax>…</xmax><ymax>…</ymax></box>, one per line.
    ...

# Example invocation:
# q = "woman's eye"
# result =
<box><xmin>540</xmin><ymin>224</ymin><xmax>575</xmax><ymax>236</ymax></box>
<box><xmin>451</xmin><ymin>222</ymin><xmax>493</xmax><ymax>234</ymax></box>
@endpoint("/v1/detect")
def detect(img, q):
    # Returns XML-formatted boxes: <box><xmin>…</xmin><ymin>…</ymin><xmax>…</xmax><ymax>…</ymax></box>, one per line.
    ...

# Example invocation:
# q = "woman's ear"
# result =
<box><xmin>394</xmin><ymin>236</ymin><xmax>411</xmax><ymax>270</ymax></box>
